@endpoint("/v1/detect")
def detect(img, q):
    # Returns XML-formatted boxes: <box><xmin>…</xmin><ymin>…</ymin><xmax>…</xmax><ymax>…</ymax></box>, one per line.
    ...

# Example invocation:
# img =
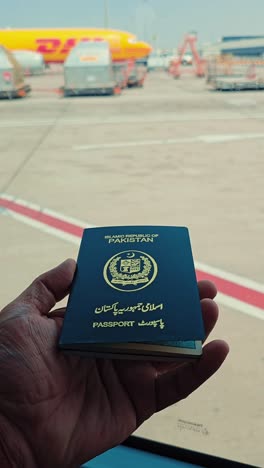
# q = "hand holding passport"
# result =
<box><xmin>60</xmin><ymin>226</ymin><xmax>208</xmax><ymax>359</ymax></box>
<box><xmin>0</xmin><ymin>255</ymin><xmax>229</xmax><ymax>466</ymax></box>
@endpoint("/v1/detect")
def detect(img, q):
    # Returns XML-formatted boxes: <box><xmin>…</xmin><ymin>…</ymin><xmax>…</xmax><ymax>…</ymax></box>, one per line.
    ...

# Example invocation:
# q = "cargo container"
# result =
<box><xmin>13</xmin><ymin>50</ymin><xmax>45</xmax><ymax>76</ymax></box>
<box><xmin>0</xmin><ymin>46</ymin><xmax>31</xmax><ymax>98</ymax></box>
<box><xmin>63</xmin><ymin>41</ymin><xmax>120</xmax><ymax>96</ymax></box>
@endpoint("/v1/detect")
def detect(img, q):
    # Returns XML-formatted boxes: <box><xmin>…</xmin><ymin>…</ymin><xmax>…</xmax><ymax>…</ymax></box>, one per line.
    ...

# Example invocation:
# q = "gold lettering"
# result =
<box><xmin>92</xmin><ymin>321</ymin><xmax>135</xmax><ymax>328</ymax></box>
<box><xmin>138</xmin><ymin>320</ymin><xmax>146</xmax><ymax>327</ymax></box>
<box><xmin>94</xmin><ymin>302</ymin><xmax>164</xmax><ymax>316</ymax></box>
<box><xmin>105</xmin><ymin>234</ymin><xmax>158</xmax><ymax>243</ymax></box>
<box><xmin>137</xmin><ymin>318</ymin><xmax>165</xmax><ymax>329</ymax></box>
<box><xmin>141</xmin><ymin>303</ymin><xmax>151</xmax><ymax>313</ymax></box>
<box><xmin>159</xmin><ymin>319</ymin><xmax>165</xmax><ymax>329</ymax></box>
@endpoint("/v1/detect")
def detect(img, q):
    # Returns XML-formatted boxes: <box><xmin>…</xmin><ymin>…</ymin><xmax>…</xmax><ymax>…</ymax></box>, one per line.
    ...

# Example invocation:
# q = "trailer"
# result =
<box><xmin>113</xmin><ymin>61</ymin><xmax>129</xmax><ymax>89</ymax></box>
<box><xmin>207</xmin><ymin>56</ymin><xmax>264</xmax><ymax>91</ymax></box>
<box><xmin>127</xmin><ymin>59</ymin><xmax>148</xmax><ymax>88</ymax></box>
<box><xmin>13</xmin><ymin>50</ymin><xmax>45</xmax><ymax>76</ymax></box>
<box><xmin>63</xmin><ymin>41</ymin><xmax>121</xmax><ymax>97</ymax></box>
<box><xmin>0</xmin><ymin>46</ymin><xmax>31</xmax><ymax>99</ymax></box>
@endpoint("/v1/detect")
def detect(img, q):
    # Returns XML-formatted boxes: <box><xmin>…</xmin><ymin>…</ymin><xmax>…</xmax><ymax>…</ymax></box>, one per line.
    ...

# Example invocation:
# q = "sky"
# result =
<box><xmin>1</xmin><ymin>0</ymin><xmax>264</xmax><ymax>49</ymax></box>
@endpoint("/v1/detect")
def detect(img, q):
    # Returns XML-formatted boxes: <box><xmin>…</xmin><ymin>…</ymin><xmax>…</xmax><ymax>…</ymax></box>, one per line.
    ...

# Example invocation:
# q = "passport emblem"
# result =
<box><xmin>103</xmin><ymin>250</ymin><xmax>158</xmax><ymax>292</ymax></box>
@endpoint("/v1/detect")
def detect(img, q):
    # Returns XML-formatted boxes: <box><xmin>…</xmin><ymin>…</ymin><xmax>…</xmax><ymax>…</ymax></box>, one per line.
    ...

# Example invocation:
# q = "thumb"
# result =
<box><xmin>15</xmin><ymin>259</ymin><xmax>76</xmax><ymax>316</ymax></box>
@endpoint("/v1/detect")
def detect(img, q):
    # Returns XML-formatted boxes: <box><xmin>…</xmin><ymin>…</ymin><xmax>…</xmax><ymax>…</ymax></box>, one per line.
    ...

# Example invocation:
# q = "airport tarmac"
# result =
<box><xmin>1</xmin><ymin>71</ymin><xmax>264</xmax><ymax>466</ymax></box>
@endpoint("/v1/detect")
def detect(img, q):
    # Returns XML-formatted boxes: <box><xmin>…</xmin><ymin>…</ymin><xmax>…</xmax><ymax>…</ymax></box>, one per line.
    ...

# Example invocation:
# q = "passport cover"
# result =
<box><xmin>59</xmin><ymin>226</ymin><xmax>205</xmax><ymax>356</ymax></box>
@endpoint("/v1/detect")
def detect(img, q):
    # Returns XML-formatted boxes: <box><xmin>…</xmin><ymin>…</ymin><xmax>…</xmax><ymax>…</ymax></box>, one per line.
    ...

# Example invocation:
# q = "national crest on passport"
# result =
<box><xmin>103</xmin><ymin>250</ymin><xmax>158</xmax><ymax>292</ymax></box>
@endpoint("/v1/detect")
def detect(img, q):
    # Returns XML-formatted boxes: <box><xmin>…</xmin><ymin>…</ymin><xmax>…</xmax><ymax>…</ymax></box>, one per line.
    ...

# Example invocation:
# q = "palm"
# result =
<box><xmin>0</xmin><ymin>260</ymin><xmax>229</xmax><ymax>468</ymax></box>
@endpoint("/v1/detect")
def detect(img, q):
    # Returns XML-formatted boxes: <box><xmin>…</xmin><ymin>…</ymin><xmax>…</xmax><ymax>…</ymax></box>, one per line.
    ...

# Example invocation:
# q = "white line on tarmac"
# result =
<box><xmin>2</xmin><ymin>209</ymin><xmax>81</xmax><ymax>245</ymax></box>
<box><xmin>195</xmin><ymin>261</ymin><xmax>264</xmax><ymax>294</ymax></box>
<box><xmin>74</xmin><ymin>137</ymin><xmax>197</xmax><ymax>151</ymax></box>
<box><xmin>4</xmin><ymin>206</ymin><xmax>264</xmax><ymax>321</ymax></box>
<box><xmin>216</xmin><ymin>293</ymin><xmax>264</xmax><ymax>321</ymax></box>
<box><xmin>2</xmin><ymin>194</ymin><xmax>264</xmax><ymax>294</ymax></box>
<box><xmin>1</xmin><ymin>193</ymin><xmax>264</xmax><ymax>321</ymax></box>
<box><xmin>1</xmin><ymin>112</ymin><xmax>264</xmax><ymax>128</ymax></box>
<box><xmin>9</xmin><ymin>195</ymin><xmax>91</xmax><ymax>229</ymax></box>
<box><xmin>200</xmin><ymin>133</ymin><xmax>264</xmax><ymax>143</ymax></box>
<box><xmin>73</xmin><ymin>132</ymin><xmax>264</xmax><ymax>151</ymax></box>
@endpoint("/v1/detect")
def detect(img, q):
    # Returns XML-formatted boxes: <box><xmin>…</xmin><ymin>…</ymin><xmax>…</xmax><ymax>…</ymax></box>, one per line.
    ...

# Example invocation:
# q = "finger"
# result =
<box><xmin>48</xmin><ymin>307</ymin><xmax>66</xmax><ymax>318</ymax></box>
<box><xmin>155</xmin><ymin>340</ymin><xmax>229</xmax><ymax>412</ymax></box>
<box><xmin>201</xmin><ymin>298</ymin><xmax>219</xmax><ymax>341</ymax></box>
<box><xmin>198</xmin><ymin>280</ymin><xmax>217</xmax><ymax>300</ymax></box>
<box><xmin>17</xmin><ymin>259</ymin><xmax>76</xmax><ymax>316</ymax></box>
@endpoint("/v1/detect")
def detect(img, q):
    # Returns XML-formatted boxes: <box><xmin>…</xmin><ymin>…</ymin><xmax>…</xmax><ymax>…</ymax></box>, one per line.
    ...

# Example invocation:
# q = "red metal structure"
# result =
<box><xmin>127</xmin><ymin>59</ymin><xmax>148</xmax><ymax>87</ymax></box>
<box><xmin>169</xmin><ymin>34</ymin><xmax>206</xmax><ymax>78</ymax></box>
<box><xmin>114</xmin><ymin>59</ymin><xmax>147</xmax><ymax>89</ymax></box>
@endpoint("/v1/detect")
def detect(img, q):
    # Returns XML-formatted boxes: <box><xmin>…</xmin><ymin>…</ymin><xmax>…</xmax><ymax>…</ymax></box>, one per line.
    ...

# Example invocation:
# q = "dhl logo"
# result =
<box><xmin>36</xmin><ymin>37</ymin><xmax>104</xmax><ymax>54</ymax></box>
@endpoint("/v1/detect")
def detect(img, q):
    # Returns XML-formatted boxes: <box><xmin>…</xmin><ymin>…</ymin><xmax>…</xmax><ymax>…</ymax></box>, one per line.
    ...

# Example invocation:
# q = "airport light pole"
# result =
<box><xmin>104</xmin><ymin>0</ymin><xmax>109</xmax><ymax>29</ymax></box>
<box><xmin>141</xmin><ymin>0</ymin><xmax>156</xmax><ymax>44</ymax></box>
<box><xmin>142</xmin><ymin>0</ymin><xmax>147</xmax><ymax>41</ymax></box>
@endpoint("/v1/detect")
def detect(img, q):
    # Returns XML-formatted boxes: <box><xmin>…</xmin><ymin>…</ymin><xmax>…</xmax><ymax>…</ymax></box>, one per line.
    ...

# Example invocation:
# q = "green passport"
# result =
<box><xmin>59</xmin><ymin>226</ymin><xmax>205</xmax><ymax>360</ymax></box>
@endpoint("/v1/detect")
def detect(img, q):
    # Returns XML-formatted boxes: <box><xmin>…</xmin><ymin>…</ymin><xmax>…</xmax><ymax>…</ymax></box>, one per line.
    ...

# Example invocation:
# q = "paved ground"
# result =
<box><xmin>1</xmin><ymin>71</ymin><xmax>264</xmax><ymax>466</ymax></box>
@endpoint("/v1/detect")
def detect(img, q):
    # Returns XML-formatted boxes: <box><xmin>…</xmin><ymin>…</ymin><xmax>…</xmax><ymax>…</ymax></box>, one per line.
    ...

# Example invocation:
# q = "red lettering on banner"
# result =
<box><xmin>60</xmin><ymin>38</ymin><xmax>77</xmax><ymax>54</ymax></box>
<box><xmin>36</xmin><ymin>37</ymin><xmax>106</xmax><ymax>55</ymax></box>
<box><xmin>79</xmin><ymin>37</ymin><xmax>104</xmax><ymax>43</ymax></box>
<box><xmin>36</xmin><ymin>39</ymin><xmax>61</xmax><ymax>54</ymax></box>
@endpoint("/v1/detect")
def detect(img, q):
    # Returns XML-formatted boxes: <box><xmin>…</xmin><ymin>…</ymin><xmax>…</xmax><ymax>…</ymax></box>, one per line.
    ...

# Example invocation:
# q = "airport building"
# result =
<box><xmin>203</xmin><ymin>35</ymin><xmax>264</xmax><ymax>57</ymax></box>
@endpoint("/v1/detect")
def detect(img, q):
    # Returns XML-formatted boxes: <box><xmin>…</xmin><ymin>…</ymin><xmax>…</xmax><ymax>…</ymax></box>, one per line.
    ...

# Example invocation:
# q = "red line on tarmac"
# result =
<box><xmin>195</xmin><ymin>270</ymin><xmax>263</xmax><ymax>310</ymax></box>
<box><xmin>0</xmin><ymin>197</ymin><xmax>83</xmax><ymax>238</ymax></box>
<box><xmin>1</xmin><ymin>196</ymin><xmax>264</xmax><ymax>311</ymax></box>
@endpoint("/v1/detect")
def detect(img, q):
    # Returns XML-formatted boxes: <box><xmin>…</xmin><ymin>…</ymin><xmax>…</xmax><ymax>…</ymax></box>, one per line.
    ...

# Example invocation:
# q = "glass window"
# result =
<box><xmin>1</xmin><ymin>1</ymin><xmax>264</xmax><ymax>466</ymax></box>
